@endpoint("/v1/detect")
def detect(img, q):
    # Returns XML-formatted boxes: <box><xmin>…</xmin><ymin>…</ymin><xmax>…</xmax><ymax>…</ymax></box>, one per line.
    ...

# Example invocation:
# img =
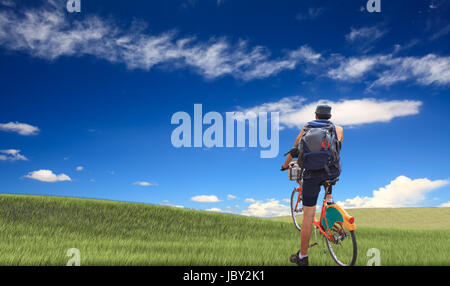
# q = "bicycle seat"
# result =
<box><xmin>320</xmin><ymin>178</ymin><xmax>339</xmax><ymax>187</ymax></box>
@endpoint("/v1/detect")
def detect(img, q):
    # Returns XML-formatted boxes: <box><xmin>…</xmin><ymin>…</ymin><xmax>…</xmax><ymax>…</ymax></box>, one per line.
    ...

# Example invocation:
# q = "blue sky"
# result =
<box><xmin>1</xmin><ymin>0</ymin><xmax>450</xmax><ymax>216</ymax></box>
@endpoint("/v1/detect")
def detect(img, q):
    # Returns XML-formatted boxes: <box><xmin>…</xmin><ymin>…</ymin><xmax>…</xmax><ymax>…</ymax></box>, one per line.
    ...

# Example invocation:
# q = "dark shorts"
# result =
<box><xmin>302</xmin><ymin>176</ymin><xmax>337</xmax><ymax>207</ymax></box>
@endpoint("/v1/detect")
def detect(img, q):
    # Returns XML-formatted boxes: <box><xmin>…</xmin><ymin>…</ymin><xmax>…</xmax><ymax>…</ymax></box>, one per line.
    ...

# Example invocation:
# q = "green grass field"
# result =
<box><xmin>268</xmin><ymin>207</ymin><xmax>450</xmax><ymax>230</ymax></box>
<box><xmin>0</xmin><ymin>194</ymin><xmax>449</xmax><ymax>266</ymax></box>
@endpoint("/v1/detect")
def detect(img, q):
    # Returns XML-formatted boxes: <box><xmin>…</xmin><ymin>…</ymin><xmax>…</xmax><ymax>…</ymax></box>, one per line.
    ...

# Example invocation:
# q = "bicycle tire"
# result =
<box><xmin>326</xmin><ymin>230</ymin><xmax>357</xmax><ymax>266</ymax></box>
<box><xmin>290</xmin><ymin>188</ymin><xmax>303</xmax><ymax>232</ymax></box>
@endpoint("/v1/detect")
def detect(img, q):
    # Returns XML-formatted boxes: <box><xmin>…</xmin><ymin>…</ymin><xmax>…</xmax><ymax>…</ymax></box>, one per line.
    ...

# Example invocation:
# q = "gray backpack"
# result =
<box><xmin>297</xmin><ymin>121</ymin><xmax>341</xmax><ymax>173</ymax></box>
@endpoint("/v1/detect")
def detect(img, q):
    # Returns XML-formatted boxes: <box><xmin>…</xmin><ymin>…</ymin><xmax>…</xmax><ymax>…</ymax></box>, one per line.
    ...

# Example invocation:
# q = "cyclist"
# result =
<box><xmin>281</xmin><ymin>104</ymin><xmax>343</xmax><ymax>266</ymax></box>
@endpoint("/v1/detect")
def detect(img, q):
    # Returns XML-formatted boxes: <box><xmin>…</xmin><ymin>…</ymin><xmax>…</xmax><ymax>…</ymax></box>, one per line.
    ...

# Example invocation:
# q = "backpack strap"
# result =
<box><xmin>296</xmin><ymin>125</ymin><xmax>310</xmax><ymax>167</ymax></box>
<box><xmin>329</xmin><ymin>123</ymin><xmax>341</xmax><ymax>172</ymax></box>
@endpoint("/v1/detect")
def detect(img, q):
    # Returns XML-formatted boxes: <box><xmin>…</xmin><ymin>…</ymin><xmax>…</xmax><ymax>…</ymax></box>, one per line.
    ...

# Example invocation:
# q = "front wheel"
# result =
<box><xmin>290</xmin><ymin>188</ymin><xmax>303</xmax><ymax>232</ymax></box>
<box><xmin>326</xmin><ymin>229</ymin><xmax>357</xmax><ymax>266</ymax></box>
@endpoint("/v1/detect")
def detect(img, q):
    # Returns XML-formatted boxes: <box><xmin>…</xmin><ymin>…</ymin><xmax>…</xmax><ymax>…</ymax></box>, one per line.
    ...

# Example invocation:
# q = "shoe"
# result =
<box><xmin>289</xmin><ymin>251</ymin><xmax>309</xmax><ymax>266</ymax></box>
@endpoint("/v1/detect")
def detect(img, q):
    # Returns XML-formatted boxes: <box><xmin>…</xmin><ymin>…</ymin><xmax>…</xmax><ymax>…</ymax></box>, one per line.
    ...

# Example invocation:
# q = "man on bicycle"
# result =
<box><xmin>281</xmin><ymin>104</ymin><xmax>343</xmax><ymax>266</ymax></box>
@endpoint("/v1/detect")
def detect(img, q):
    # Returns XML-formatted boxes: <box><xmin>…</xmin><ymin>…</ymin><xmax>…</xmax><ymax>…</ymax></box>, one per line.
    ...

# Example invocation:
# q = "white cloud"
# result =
<box><xmin>76</xmin><ymin>166</ymin><xmax>83</xmax><ymax>171</ymax></box>
<box><xmin>328</xmin><ymin>54</ymin><xmax>450</xmax><ymax>88</ymax></box>
<box><xmin>227</xmin><ymin>194</ymin><xmax>237</xmax><ymax>200</ymax></box>
<box><xmin>370</xmin><ymin>54</ymin><xmax>450</xmax><ymax>88</ymax></box>
<box><xmin>24</xmin><ymin>169</ymin><xmax>71</xmax><ymax>183</ymax></box>
<box><xmin>160</xmin><ymin>200</ymin><xmax>184</xmax><ymax>208</ymax></box>
<box><xmin>205</xmin><ymin>208</ymin><xmax>223</xmax><ymax>212</ymax></box>
<box><xmin>0</xmin><ymin>149</ymin><xmax>28</xmax><ymax>161</ymax></box>
<box><xmin>338</xmin><ymin>176</ymin><xmax>449</xmax><ymax>208</ymax></box>
<box><xmin>0</xmin><ymin>2</ymin><xmax>319</xmax><ymax>81</ymax></box>
<box><xmin>133</xmin><ymin>181</ymin><xmax>157</xmax><ymax>187</ymax></box>
<box><xmin>1</xmin><ymin>2</ymin><xmax>446</xmax><ymax>88</ymax></box>
<box><xmin>238</xmin><ymin>96</ymin><xmax>422</xmax><ymax>129</ymax></box>
<box><xmin>190</xmin><ymin>195</ymin><xmax>222</xmax><ymax>203</ymax></box>
<box><xmin>0</xmin><ymin>122</ymin><xmax>39</xmax><ymax>135</ymax></box>
<box><xmin>438</xmin><ymin>201</ymin><xmax>450</xmax><ymax>208</ymax></box>
<box><xmin>242</xmin><ymin>198</ymin><xmax>290</xmax><ymax>217</ymax></box>
<box><xmin>346</xmin><ymin>26</ymin><xmax>386</xmax><ymax>43</ymax></box>
<box><xmin>244</xmin><ymin>198</ymin><xmax>256</xmax><ymax>203</ymax></box>
<box><xmin>328</xmin><ymin>57</ymin><xmax>379</xmax><ymax>80</ymax></box>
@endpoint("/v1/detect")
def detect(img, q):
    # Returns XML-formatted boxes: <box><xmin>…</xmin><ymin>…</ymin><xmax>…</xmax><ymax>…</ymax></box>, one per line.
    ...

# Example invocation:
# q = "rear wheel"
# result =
<box><xmin>326</xmin><ymin>228</ymin><xmax>357</xmax><ymax>266</ymax></box>
<box><xmin>290</xmin><ymin>188</ymin><xmax>303</xmax><ymax>232</ymax></box>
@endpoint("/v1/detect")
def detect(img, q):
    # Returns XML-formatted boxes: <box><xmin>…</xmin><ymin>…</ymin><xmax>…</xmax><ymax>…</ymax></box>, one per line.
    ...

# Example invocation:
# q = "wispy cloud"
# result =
<box><xmin>0</xmin><ymin>1</ymin><xmax>320</xmax><ymax>81</ymax></box>
<box><xmin>346</xmin><ymin>25</ymin><xmax>386</xmax><ymax>43</ymax></box>
<box><xmin>24</xmin><ymin>169</ymin><xmax>71</xmax><ymax>183</ymax></box>
<box><xmin>1</xmin><ymin>2</ymin><xmax>447</xmax><ymax>89</ymax></box>
<box><xmin>327</xmin><ymin>54</ymin><xmax>450</xmax><ymax>88</ymax></box>
<box><xmin>370</xmin><ymin>54</ymin><xmax>450</xmax><ymax>88</ymax></box>
<box><xmin>191</xmin><ymin>195</ymin><xmax>222</xmax><ymax>202</ymax></box>
<box><xmin>392</xmin><ymin>39</ymin><xmax>420</xmax><ymax>54</ymax></box>
<box><xmin>237</xmin><ymin>96</ymin><xmax>422</xmax><ymax>128</ymax></box>
<box><xmin>0</xmin><ymin>0</ymin><xmax>15</xmax><ymax>8</ymax></box>
<box><xmin>0</xmin><ymin>122</ymin><xmax>40</xmax><ymax>136</ymax></box>
<box><xmin>0</xmin><ymin>149</ymin><xmax>28</xmax><ymax>161</ymax></box>
<box><xmin>76</xmin><ymin>166</ymin><xmax>84</xmax><ymax>171</ymax></box>
<box><xmin>345</xmin><ymin>25</ymin><xmax>387</xmax><ymax>53</ymax></box>
<box><xmin>296</xmin><ymin>7</ymin><xmax>324</xmax><ymax>20</ymax></box>
<box><xmin>328</xmin><ymin>56</ymin><xmax>379</xmax><ymax>81</ymax></box>
<box><xmin>227</xmin><ymin>194</ymin><xmax>237</xmax><ymax>200</ymax></box>
<box><xmin>133</xmin><ymin>181</ymin><xmax>157</xmax><ymax>187</ymax></box>
<box><xmin>338</xmin><ymin>176</ymin><xmax>449</xmax><ymax>208</ymax></box>
<box><xmin>430</xmin><ymin>24</ymin><xmax>450</xmax><ymax>41</ymax></box>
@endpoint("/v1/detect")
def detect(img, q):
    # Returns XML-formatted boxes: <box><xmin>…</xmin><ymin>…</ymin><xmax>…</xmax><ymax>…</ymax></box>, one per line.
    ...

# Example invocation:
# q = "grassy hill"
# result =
<box><xmin>268</xmin><ymin>208</ymin><xmax>450</xmax><ymax>230</ymax></box>
<box><xmin>0</xmin><ymin>194</ymin><xmax>449</xmax><ymax>266</ymax></box>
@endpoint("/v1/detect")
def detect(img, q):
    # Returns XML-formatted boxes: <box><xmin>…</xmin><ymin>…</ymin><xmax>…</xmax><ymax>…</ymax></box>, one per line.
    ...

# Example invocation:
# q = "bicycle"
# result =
<box><xmin>286</xmin><ymin>162</ymin><xmax>357</xmax><ymax>266</ymax></box>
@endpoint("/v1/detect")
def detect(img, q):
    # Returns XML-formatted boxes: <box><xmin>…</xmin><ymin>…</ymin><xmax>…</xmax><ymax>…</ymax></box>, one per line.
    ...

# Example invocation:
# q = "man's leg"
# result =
<box><xmin>300</xmin><ymin>205</ymin><xmax>316</xmax><ymax>256</ymax></box>
<box><xmin>290</xmin><ymin>178</ymin><xmax>320</xmax><ymax>265</ymax></box>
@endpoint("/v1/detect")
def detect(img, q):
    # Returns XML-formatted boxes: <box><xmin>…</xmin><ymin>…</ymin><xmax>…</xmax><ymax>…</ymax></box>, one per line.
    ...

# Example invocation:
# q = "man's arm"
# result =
<box><xmin>335</xmin><ymin>125</ymin><xmax>343</xmax><ymax>142</ymax></box>
<box><xmin>282</xmin><ymin>129</ymin><xmax>304</xmax><ymax>170</ymax></box>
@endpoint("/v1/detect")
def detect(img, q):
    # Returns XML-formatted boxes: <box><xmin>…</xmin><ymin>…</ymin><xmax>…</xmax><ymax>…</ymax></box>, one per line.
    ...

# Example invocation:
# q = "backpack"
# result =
<box><xmin>297</xmin><ymin>121</ymin><xmax>341</xmax><ymax>173</ymax></box>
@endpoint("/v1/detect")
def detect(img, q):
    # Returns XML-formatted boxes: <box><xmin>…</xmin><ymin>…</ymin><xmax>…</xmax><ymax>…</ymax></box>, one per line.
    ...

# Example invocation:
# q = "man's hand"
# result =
<box><xmin>281</xmin><ymin>163</ymin><xmax>290</xmax><ymax>171</ymax></box>
<box><xmin>281</xmin><ymin>152</ymin><xmax>293</xmax><ymax>171</ymax></box>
